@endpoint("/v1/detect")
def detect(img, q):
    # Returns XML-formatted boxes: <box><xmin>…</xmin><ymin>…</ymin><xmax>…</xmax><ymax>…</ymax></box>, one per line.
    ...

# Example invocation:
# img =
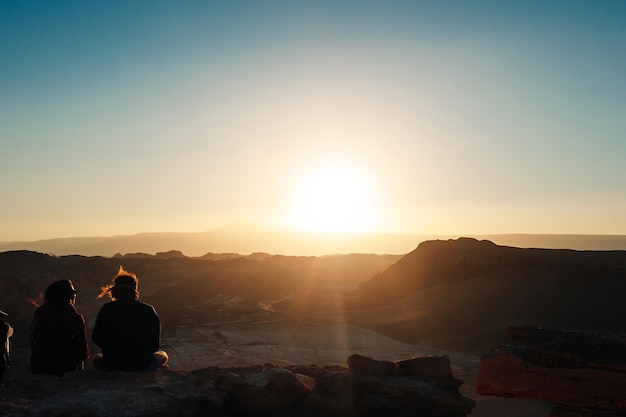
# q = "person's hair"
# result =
<box><xmin>43</xmin><ymin>279</ymin><xmax>77</xmax><ymax>306</ymax></box>
<box><xmin>97</xmin><ymin>266</ymin><xmax>139</xmax><ymax>300</ymax></box>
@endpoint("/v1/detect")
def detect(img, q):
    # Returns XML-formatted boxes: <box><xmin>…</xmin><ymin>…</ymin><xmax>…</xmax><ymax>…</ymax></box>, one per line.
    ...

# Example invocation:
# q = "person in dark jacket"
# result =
<box><xmin>92</xmin><ymin>267</ymin><xmax>168</xmax><ymax>371</ymax></box>
<box><xmin>30</xmin><ymin>280</ymin><xmax>89</xmax><ymax>376</ymax></box>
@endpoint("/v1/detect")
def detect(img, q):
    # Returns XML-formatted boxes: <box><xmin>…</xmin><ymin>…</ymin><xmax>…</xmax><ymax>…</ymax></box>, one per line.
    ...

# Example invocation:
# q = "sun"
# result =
<box><xmin>286</xmin><ymin>163</ymin><xmax>379</xmax><ymax>233</ymax></box>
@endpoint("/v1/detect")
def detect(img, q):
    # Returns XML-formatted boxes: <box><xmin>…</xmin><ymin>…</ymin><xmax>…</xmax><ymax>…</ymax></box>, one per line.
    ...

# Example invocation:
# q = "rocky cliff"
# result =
<box><xmin>0</xmin><ymin>354</ymin><xmax>474</xmax><ymax>417</ymax></box>
<box><xmin>355</xmin><ymin>238</ymin><xmax>626</xmax><ymax>305</ymax></box>
<box><xmin>350</xmin><ymin>238</ymin><xmax>626</xmax><ymax>352</ymax></box>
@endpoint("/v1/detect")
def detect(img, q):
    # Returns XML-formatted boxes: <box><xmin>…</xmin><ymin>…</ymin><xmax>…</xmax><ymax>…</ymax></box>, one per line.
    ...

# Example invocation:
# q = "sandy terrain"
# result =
<box><xmin>162</xmin><ymin>318</ymin><xmax>552</xmax><ymax>417</ymax></box>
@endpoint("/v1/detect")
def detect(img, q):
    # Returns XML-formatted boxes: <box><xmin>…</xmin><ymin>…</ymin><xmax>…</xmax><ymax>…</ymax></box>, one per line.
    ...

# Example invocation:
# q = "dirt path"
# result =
<box><xmin>291</xmin><ymin>324</ymin><xmax>321</xmax><ymax>363</ymax></box>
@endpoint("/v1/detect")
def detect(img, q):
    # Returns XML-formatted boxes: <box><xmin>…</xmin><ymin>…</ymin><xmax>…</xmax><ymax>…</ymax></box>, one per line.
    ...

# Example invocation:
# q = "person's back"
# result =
<box><xmin>92</xmin><ymin>267</ymin><xmax>168</xmax><ymax>372</ymax></box>
<box><xmin>30</xmin><ymin>280</ymin><xmax>89</xmax><ymax>377</ymax></box>
<box><xmin>92</xmin><ymin>299</ymin><xmax>160</xmax><ymax>371</ymax></box>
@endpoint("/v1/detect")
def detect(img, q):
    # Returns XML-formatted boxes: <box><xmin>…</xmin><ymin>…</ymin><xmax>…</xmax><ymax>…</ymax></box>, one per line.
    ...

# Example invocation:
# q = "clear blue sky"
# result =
<box><xmin>1</xmin><ymin>1</ymin><xmax>625</xmax><ymax>242</ymax></box>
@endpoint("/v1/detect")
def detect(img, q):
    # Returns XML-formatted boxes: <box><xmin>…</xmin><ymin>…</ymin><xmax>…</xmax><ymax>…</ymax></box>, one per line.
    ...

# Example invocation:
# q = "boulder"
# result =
<box><xmin>304</xmin><ymin>371</ymin><xmax>475</xmax><ymax>417</ymax></box>
<box><xmin>476</xmin><ymin>326</ymin><xmax>626</xmax><ymax>415</ymax></box>
<box><xmin>347</xmin><ymin>354</ymin><xmax>395</xmax><ymax>376</ymax></box>
<box><xmin>396</xmin><ymin>355</ymin><xmax>452</xmax><ymax>377</ymax></box>
<box><xmin>225</xmin><ymin>364</ymin><xmax>310</xmax><ymax>413</ymax></box>
<box><xmin>305</xmin><ymin>354</ymin><xmax>475</xmax><ymax>417</ymax></box>
<box><xmin>550</xmin><ymin>406</ymin><xmax>626</xmax><ymax>417</ymax></box>
<box><xmin>395</xmin><ymin>355</ymin><xmax>462</xmax><ymax>389</ymax></box>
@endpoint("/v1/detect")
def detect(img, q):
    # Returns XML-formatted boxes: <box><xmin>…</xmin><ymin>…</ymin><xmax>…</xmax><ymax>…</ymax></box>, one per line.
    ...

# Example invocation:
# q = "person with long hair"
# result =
<box><xmin>92</xmin><ymin>266</ymin><xmax>168</xmax><ymax>371</ymax></box>
<box><xmin>30</xmin><ymin>279</ymin><xmax>89</xmax><ymax>376</ymax></box>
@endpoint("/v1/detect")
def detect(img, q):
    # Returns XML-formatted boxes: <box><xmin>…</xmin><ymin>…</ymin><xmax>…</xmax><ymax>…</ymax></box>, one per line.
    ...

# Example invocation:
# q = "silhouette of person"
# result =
<box><xmin>30</xmin><ymin>280</ymin><xmax>89</xmax><ymax>376</ymax></box>
<box><xmin>0</xmin><ymin>309</ymin><xmax>14</xmax><ymax>382</ymax></box>
<box><xmin>92</xmin><ymin>266</ymin><xmax>168</xmax><ymax>371</ymax></box>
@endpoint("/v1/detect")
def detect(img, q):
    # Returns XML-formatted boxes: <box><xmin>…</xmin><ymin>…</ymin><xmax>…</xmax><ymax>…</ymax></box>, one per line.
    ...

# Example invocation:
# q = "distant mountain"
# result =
<box><xmin>0</xmin><ymin>229</ymin><xmax>425</xmax><ymax>257</ymax></box>
<box><xmin>350</xmin><ymin>238</ymin><xmax>626</xmax><ymax>352</ymax></box>
<box><xmin>1</xmin><ymin>225</ymin><xmax>626</xmax><ymax>257</ymax></box>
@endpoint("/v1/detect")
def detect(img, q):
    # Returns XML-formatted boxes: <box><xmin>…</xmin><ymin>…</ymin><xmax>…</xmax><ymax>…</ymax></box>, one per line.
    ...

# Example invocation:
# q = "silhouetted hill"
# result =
<box><xmin>350</xmin><ymin>238</ymin><xmax>626</xmax><ymax>352</ymax></box>
<box><xmin>354</xmin><ymin>238</ymin><xmax>626</xmax><ymax>303</ymax></box>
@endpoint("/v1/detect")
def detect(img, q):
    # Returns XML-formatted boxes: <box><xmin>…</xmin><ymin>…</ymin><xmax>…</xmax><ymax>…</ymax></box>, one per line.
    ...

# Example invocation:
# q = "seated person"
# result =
<box><xmin>30</xmin><ymin>280</ymin><xmax>89</xmax><ymax>376</ymax></box>
<box><xmin>92</xmin><ymin>267</ymin><xmax>168</xmax><ymax>371</ymax></box>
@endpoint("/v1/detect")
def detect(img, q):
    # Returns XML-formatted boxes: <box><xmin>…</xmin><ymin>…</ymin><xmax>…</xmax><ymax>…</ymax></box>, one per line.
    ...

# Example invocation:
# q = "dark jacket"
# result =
<box><xmin>30</xmin><ymin>303</ymin><xmax>89</xmax><ymax>376</ymax></box>
<box><xmin>92</xmin><ymin>299</ymin><xmax>161</xmax><ymax>371</ymax></box>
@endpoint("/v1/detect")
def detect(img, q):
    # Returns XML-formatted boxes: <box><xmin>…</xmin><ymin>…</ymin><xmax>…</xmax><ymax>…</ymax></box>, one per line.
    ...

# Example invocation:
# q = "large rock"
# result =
<box><xmin>347</xmin><ymin>353</ymin><xmax>395</xmax><ymax>376</ymax></box>
<box><xmin>549</xmin><ymin>406</ymin><xmax>626</xmax><ymax>417</ymax></box>
<box><xmin>476</xmin><ymin>326</ymin><xmax>626</xmax><ymax>414</ymax></box>
<box><xmin>0</xmin><ymin>355</ymin><xmax>475</xmax><ymax>417</ymax></box>
<box><xmin>395</xmin><ymin>355</ymin><xmax>463</xmax><ymax>389</ymax></box>
<box><xmin>303</xmin><ymin>354</ymin><xmax>475</xmax><ymax>417</ymax></box>
<box><xmin>221</xmin><ymin>364</ymin><xmax>310</xmax><ymax>413</ymax></box>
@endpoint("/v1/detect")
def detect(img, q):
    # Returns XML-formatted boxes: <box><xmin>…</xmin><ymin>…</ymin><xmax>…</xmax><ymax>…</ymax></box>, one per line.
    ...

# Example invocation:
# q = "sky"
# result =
<box><xmin>1</xmin><ymin>0</ymin><xmax>625</xmax><ymax>242</ymax></box>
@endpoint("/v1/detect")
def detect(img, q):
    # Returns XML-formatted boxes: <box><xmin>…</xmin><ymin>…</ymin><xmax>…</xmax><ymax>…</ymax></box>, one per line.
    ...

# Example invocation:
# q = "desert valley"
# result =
<box><xmin>2</xmin><ymin>236</ymin><xmax>626</xmax><ymax>416</ymax></box>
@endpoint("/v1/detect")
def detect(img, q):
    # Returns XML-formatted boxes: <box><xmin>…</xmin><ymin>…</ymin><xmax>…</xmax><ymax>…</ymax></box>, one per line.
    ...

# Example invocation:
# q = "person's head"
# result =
<box><xmin>44</xmin><ymin>280</ymin><xmax>77</xmax><ymax>306</ymax></box>
<box><xmin>98</xmin><ymin>266</ymin><xmax>139</xmax><ymax>301</ymax></box>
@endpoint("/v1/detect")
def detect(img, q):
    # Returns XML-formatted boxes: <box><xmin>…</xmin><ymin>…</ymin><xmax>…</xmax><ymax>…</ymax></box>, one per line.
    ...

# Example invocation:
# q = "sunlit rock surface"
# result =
<box><xmin>476</xmin><ymin>326</ymin><xmax>626</xmax><ymax>416</ymax></box>
<box><xmin>0</xmin><ymin>355</ymin><xmax>474</xmax><ymax>417</ymax></box>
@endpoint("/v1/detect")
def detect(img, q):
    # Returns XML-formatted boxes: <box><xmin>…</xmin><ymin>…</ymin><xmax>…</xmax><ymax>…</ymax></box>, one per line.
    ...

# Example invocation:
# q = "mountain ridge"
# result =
<box><xmin>2</xmin><ymin>227</ymin><xmax>626</xmax><ymax>257</ymax></box>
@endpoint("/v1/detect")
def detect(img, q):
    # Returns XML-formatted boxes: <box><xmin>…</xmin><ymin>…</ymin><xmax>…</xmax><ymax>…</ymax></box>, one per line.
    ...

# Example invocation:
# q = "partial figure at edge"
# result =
<box><xmin>0</xmin><ymin>309</ymin><xmax>14</xmax><ymax>382</ymax></box>
<box><xmin>30</xmin><ymin>280</ymin><xmax>89</xmax><ymax>376</ymax></box>
<box><xmin>92</xmin><ymin>266</ymin><xmax>168</xmax><ymax>372</ymax></box>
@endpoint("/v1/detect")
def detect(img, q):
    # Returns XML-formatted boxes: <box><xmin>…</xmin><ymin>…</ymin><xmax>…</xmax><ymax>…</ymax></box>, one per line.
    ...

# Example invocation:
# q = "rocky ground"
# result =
<box><xmin>6</xmin><ymin>294</ymin><xmax>554</xmax><ymax>417</ymax></box>
<box><xmin>160</xmin><ymin>318</ymin><xmax>553</xmax><ymax>417</ymax></box>
<box><xmin>4</xmin><ymin>315</ymin><xmax>551</xmax><ymax>416</ymax></box>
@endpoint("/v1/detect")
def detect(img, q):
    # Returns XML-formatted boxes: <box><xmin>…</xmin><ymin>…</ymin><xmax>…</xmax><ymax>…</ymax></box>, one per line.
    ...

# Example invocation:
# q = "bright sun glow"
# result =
<box><xmin>287</xmin><ymin>163</ymin><xmax>379</xmax><ymax>233</ymax></box>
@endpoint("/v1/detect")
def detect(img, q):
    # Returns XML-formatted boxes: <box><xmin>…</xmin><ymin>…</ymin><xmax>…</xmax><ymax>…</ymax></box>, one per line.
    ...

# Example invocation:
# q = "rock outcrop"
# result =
<box><xmin>476</xmin><ymin>326</ymin><xmax>626</xmax><ymax>416</ymax></box>
<box><xmin>0</xmin><ymin>354</ymin><xmax>475</xmax><ymax>417</ymax></box>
